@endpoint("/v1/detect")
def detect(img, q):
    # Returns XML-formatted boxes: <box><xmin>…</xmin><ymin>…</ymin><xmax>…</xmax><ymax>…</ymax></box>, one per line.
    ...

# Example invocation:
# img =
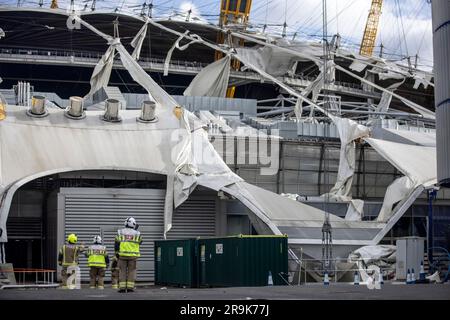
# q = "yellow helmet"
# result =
<box><xmin>67</xmin><ymin>233</ymin><xmax>77</xmax><ymax>244</ymax></box>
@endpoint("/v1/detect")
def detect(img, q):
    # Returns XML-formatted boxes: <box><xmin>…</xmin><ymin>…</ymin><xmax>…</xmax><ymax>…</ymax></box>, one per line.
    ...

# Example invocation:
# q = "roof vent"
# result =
<box><xmin>137</xmin><ymin>100</ymin><xmax>157</xmax><ymax>123</ymax></box>
<box><xmin>101</xmin><ymin>98</ymin><xmax>122</xmax><ymax>122</ymax></box>
<box><xmin>27</xmin><ymin>95</ymin><xmax>48</xmax><ymax>117</ymax></box>
<box><xmin>65</xmin><ymin>96</ymin><xmax>86</xmax><ymax>119</ymax></box>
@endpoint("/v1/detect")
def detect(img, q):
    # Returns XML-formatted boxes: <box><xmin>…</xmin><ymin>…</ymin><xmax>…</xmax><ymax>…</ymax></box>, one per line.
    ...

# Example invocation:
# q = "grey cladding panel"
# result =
<box><xmin>278</xmin><ymin>226</ymin><xmax>380</xmax><ymax>241</ymax></box>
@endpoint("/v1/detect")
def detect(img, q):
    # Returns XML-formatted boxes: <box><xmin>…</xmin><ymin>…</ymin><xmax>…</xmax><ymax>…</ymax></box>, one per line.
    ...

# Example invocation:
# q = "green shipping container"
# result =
<box><xmin>154</xmin><ymin>239</ymin><xmax>198</xmax><ymax>287</ymax></box>
<box><xmin>198</xmin><ymin>235</ymin><xmax>288</xmax><ymax>287</ymax></box>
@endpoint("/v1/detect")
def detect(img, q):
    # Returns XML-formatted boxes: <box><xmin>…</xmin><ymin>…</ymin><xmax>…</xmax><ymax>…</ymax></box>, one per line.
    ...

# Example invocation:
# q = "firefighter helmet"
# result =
<box><xmin>67</xmin><ymin>233</ymin><xmax>77</xmax><ymax>244</ymax></box>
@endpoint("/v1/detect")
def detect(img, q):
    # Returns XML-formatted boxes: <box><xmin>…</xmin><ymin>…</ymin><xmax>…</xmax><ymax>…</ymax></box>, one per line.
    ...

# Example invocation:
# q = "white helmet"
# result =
<box><xmin>93</xmin><ymin>235</ymin><xmax>102</xmax><ymax>244</ymax></box>
<box><xmin>125</xmin><ymin>217</ymin><xmax>137</xmax><ymax>229</ymax></box>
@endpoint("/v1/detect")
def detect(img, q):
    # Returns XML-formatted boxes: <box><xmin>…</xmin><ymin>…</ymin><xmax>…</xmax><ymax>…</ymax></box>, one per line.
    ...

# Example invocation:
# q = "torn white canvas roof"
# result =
<box><xmin>183</xmin><ymin>55</ymin><xmax>231</xmax><ymax>97</ymax></box>
<box><xmin>365</xmin><ymin>137</ymin><xmax>437</xmax><ymax>187</ymax></box>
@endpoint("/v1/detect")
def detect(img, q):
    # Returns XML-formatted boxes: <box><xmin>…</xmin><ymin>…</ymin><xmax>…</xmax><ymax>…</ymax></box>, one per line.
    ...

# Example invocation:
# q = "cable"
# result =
<box><xmin>335</xmin><ymin>0</ymin><xmax>338</xmax><ymax>35</ymax></box>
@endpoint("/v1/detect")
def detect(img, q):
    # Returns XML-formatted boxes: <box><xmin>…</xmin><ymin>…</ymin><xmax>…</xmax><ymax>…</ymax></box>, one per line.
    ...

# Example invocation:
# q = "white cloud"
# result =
<box><xmin>248</xmin><ymin>0</ymin><xmax>433</xmax><ymax>68</ymax></box>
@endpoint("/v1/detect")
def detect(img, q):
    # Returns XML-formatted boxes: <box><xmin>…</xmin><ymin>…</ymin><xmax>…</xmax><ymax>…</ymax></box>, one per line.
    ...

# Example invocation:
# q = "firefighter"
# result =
<box><xmin>85</xmin><ymin>235</ymin><xmax>109</xmax><ymax>289</ymax></box>
<box><xmin>115</xmin><ymin>217</ymin><xmax>142</xmax><ymax>293</ymax></box>
<box><xmin>110</xmin><ymin>255</ymin><xmax>119</xmax><ymax>289</ymax></box>
<box><xmin>57</xmin><ymin>233</ymin><xmax>85</xmax><ymax>289</ymax></box>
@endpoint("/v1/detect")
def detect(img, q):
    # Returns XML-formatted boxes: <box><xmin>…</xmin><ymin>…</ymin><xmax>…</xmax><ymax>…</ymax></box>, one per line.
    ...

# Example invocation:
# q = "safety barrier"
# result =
<box><xmin>0</xmin><ymin>268</ymin><xmax>57</xmax><ymax>287</ymax></box>
<box><xmin>287</xmin><ymin>257</ymin><xmax>390</xmax><ymax>285</ymax></box>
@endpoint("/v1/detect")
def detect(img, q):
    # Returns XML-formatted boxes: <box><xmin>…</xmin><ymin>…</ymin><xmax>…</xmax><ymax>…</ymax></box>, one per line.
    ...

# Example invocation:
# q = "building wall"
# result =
<box><xmin>211</xmin><ymin>136</ymin><xmax>450</xmax><ymax>201</ymax></box>
<box><xmin>53</xmin><ymin>187</ymin><xmax>220</xmax><ymax>282</ymax></box>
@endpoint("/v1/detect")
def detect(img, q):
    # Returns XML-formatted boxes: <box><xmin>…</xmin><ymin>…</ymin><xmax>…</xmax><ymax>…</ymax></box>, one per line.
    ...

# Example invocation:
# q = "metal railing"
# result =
<box><xmin>0</xmin><ymin>48</ymin><xmax>377</xmax><ymax>94</ymax></box>
<box><xmin>0</xmin><ymin>268</ymin><xmax>57</xmax><ymax>288</ymax></box>
<box><xmin>287</xmin><ymin>257</ymin><xmax>391</xmax><ymax>285</ymax></box>
<box><xmin>0</xmin><ymin>47</ymin><xmax>209</xmax><ymax>70</ymax></box>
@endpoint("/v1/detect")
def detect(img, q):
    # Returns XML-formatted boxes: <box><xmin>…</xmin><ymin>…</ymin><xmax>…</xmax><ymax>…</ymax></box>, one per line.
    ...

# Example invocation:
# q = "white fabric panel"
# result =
<box><xmin>0</xmin><ymin>16</ymin><xmax>241</xmax><ymax>240</ymax></box>
<box><xmin>234</xmin><ymin>49</ymin><xmax>326</xmax><ymax>115</ymax></box>
<box><xmin>116</xmin><ymin>44</ymin><xmax>175</xmax><ymax>109</ymax></box>
<box><xmin>413</xmin><ymin>73</ymin><xmax>433</xmax><ymax>90</ymax></box>
<box><xmin>365</xmin><ymin>138</ymin><xmax>437</xmax><ymax>187</ymax></box>
<box><xmin>294</xmin><ymin>97</ymin><xmax>303</xmax><ymax>121</ymax></box>
<box><xmin>0</xmin><ymin>107</ymin><xmax>178</xmax><ymax>189</ymax></box>
<box><xmin>372</xmin><ymin>65</ymin><xmax>407</xmax><ymax>81</ymax></box>
<box><xmin>345</xmin><ymin>199</ymin><xmax>364</xmax><ymax>221</ymax></box>
<box><xmin>377</xmin><ymin>176</ymin><xmax>415</xmax><ymax>222</ymax></box>
<box><xmin>324</xmin><ymin>116</ymin><xmax>370</xmax><ymax>200</ymax></box>
<box><xmin>183</xmin><ymin>55</ymin><xmax>231</xmax><ymax>97</ymax></box>
<box><xmin>349</xmin><ymin>59</ymin><xmax>371</xmax><ymax>73</ymax></box>
<box><xmin>173</xmin><ymin>125</ymin><xmax>242</xmax><ymax>208</ymax></box>
<box><xmin>382</xmin><ymin>129</ymin><xmax>436</xmax><ymax>147</ymax></box>
<box><xmin>131</xmin><ymin>22</ymin><xmax>148</xmax><ymax>60</ymax></box>
<box><xmin>235</xmin><ymin>46</ymin><xmax>299</xmax><ymax>77</ymax></box>
<box><xmin>163</xmin><ymin>31</ymin><xmax>201</xmax><ymax>76</ymax></box>
<box><xmin>115</xmin><ymin>43</ymin><xmax>198</xmax><ymax>182</ymax></box>
<box><xmin>143</xmin><ymin>18</ymin><xmax>328</xmax><ymax>117</ymax></box>
<box><xmin>335</xmin><ymin>65</ymin><xmax>435</xmax><ymax>119</ymax></box>
<box><xmin>232</xmin><ymin>32</ymin><xmax>322</xmax><ymax>65</ymax></box>
<box><xmin>164</xmin><ymin>175</ymin><xmax>174</xmax><ymax>237</ymax></box>
<box><xmin>85</xmin><ymin>45</ymin><xmax>115</xmax><ymax>98</ymax></box>
<box><xmin>348</xmin><ymin>245</ymin><xmax>396</xmax><ymax>264</ymax></box>
<box><xmin>376</xmin><ymin>92</ymin><xmax>393</xmax><ymax>115</ymax></box>
<box><xmin>374</xmin><ymin>79</ymin><xmax>405</xmax><ymax>114</ymax></box>
<box><xmin>235</xmin><ymin>182</ymin><xmax>344</xmax><ymax>226</ymax></box>
<box><xmin>229</xmin><ymin>28</ymin><xmax>434</xmax><ymax>118</ymax></box>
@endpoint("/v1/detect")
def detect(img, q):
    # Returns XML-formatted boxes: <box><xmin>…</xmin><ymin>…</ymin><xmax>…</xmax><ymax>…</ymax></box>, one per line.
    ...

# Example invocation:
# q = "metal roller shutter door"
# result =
<box><xmin>167</xmin><ymin>197</ymin><xmax>217</xmax><ymax>239</ymax></box>
<box><xmin>61</xmin><ymin>189</ymin><xmax>217</xmax><ymax>282</ymax></box>
<box><xmin>62</xmin><ymin>188</ymin><xmax>165</xmax><ymax>282</ymax></box>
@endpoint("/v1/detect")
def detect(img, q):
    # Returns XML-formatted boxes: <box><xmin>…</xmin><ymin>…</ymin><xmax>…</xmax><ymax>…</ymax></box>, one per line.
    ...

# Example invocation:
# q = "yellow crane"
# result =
<box><xmin>359</xmin><ymin>0</ymin><xmax>383</xmax><ymax>57</ymax></box>
<box><xmin>216</xmin><ymin>0</ymin><xmax>253</xmax><ymax>98</ymax></box>
<box><xmin>0</xmin><ymin>102</ymin><xmax>5</xmax><ymax>121</ymax></box>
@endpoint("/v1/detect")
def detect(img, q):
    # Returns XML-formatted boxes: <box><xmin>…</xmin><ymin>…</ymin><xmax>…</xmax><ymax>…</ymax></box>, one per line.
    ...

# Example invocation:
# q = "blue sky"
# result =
<box><xmin>1</xmin><ymin>0</ymin><xmax>434</xmax><ymax>69</ymax></box>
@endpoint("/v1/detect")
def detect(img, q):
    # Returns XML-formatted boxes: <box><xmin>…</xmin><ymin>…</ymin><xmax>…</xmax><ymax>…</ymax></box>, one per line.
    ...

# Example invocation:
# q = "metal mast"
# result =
<box><xmin>359</xmin><ymin>0</ymin><xmax>383</xmax><ymax>57</ymax></box>
<box><xmin>321</xmin><ymin>0</ymin><xmax>333</xmax><ymax>275</ymax></box>
<box><xmin>215</xmin><ymin>0</ymin><xmax>253</xmax><ymax>98</ymax></box>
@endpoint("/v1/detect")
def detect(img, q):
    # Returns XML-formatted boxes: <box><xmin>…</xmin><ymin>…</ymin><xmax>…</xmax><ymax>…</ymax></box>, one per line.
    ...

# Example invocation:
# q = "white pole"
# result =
<box><xmin>26</xmin><ymin>82</ymin><xmax>30</xmax><ymax>106</ymax></box>
<box><xmin>19</xmin><ymin>81</ymin><xmax>23</xmax><ymax>106</ymax></box>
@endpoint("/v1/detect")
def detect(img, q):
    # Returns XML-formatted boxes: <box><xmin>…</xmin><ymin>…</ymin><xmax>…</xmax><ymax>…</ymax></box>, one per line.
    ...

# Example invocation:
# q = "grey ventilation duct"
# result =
<box><xmin>137</xmin><ymin>100</ymin><xmax>157</xmax><ymax>123</ymax></box>
<box><xmin>27</xmin><ymin>95</ymin><xmax>48</xmax><ymax>117</ymax></box>
<box><xmin>101</xmin><ymin>98</ymin><xmax>122</xmax><ymax>122</ymax></box>
<box><xmin>65</xmin><ymin>96</ymin><xmax>86</xmax><ymax>119</ymax></box>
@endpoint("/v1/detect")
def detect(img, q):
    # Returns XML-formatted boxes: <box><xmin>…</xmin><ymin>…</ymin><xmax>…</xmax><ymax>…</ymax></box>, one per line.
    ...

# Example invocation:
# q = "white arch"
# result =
<box><xmin>0</xmin><ymin>166</ymin><xmax>167</xmax><ymax>242</ymax></box>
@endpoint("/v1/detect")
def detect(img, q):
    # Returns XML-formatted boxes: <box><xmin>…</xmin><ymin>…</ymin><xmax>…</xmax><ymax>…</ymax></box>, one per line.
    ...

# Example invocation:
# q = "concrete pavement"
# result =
<box><xmin>0</xmin><ymin>283</ymin><xmax>449</xmax><ymax>300</ymax></box>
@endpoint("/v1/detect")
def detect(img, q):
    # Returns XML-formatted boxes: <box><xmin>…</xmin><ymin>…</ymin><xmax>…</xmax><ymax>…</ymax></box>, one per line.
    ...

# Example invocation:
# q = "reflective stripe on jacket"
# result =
<box><xmin>86</xmin><ymin>245</ymin><xmax>108</xmax><ymax>268</ymax></box>
<box><xmin>59</xmin><ymin>244</ymin><xmax>84</xmax><ymax>267</ymax></box>
<box><xmin>115</xmin><ymin>228</ymin><xmax>142</xmax><ymax>257</ymax></box>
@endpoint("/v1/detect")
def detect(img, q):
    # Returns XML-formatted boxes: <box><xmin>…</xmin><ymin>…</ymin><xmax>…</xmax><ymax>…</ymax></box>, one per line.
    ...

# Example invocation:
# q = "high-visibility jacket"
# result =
<box><xmin>86</xmin><ymin>244</ymin><xmax>109</xmax><ymax>268</ymax></box>
<box><xmin>115</xmin><ymin>228</ymin><xmax>142</xmax><ymax>258</ymax></box>
<box><xmin>58</xmin><ymin>244</ymin><xmax>85</xmax><ymax>267</ymax></box>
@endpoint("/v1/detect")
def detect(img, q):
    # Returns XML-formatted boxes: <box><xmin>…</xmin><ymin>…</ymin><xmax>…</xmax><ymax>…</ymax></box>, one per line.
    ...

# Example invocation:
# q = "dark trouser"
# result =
<box><xmin>111</xmin><ymin>268</ymin><xmax>119</xmax><ymax>288</ymax></box>
<box><xmin>89</xmin><ymin>267</ymin><xmax>105</xmax><ymax>288</ymax></box>
<box><xmin>118</xmin><ymin>256</ymin><xmax>137</xmax><ymax>290</ymax></box>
